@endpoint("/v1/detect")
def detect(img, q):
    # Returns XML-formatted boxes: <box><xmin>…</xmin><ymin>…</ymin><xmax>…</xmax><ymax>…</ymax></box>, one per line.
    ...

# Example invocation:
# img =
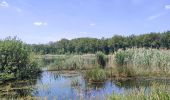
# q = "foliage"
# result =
<box><xmin>30</xmin><ymin>31</ymin><xmax>170</xmax><ymax>54</ymax></box>
<box><xmin>0</xmin><ymin>37</ymin><xmax>41</xmax><ymax>82</ymax></box>
<box><xmin>115</xmin><ymin>48</ymin><xmax>170</xmax><ymax>76</ymax></box>
<box><xmin>96</xmin><ymin>51</ymin><xmax>108</xmax><ymax>69</ymax></box>
<box><xmin>85</xmin><ymin>68</ymin><xmax>107</xmax><ymax>82</ymax></box>
<box><xmin>47</xmin><ymin>54</ymin><xmax>98</xmax><ymax>71</ymax></box>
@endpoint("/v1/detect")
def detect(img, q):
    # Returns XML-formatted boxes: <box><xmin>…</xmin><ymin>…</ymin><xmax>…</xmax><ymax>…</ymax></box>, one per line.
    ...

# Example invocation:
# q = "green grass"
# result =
<box><xmin>36</xmin><ymin>48</ymin><xmax>170</xmax><ymax>77</ymax></box>
<box><xmin>107</xmin><ymin>84</ymin><xmax>170</xmax><ymax>100</ymax></box>
<box><xmin>96</xmin><ymin>51</ymin><xmax>108</xmax><ymax>69</ymax></box>
<box><xmin>44</xmin><ymin>54</ymin><xmax>99</xmax><ymax>71</ymax></box>
<box><xmin>85</xmin><ymin>68</ymin><xmax>107</xmax><ymax>82</ymax></box>
<box><xmin>114</xmin><ymin>48</ymin><xmax>170</xmax><ymax>77</ymax></box>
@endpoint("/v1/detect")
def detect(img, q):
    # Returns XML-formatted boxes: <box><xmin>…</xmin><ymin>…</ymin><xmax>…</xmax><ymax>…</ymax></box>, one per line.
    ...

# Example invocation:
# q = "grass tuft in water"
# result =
<box><xmin>85</xmin><ymin>68</ymin><xmax>107</xmax><ymax>83</ymax></box>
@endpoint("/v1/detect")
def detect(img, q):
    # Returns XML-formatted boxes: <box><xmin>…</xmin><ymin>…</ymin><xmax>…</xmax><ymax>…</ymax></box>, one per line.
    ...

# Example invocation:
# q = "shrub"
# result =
<box><xmin>0</xmin><ymin>37</ymin><xmax>41</xmax><ymax>82</ymax></box>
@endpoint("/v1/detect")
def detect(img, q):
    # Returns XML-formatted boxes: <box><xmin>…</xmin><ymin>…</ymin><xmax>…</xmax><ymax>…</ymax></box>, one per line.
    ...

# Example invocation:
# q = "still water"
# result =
<box><xmin>1</xmin><ymin>71</ymin><xmax>170</xmax><ymax>100</ymax></box>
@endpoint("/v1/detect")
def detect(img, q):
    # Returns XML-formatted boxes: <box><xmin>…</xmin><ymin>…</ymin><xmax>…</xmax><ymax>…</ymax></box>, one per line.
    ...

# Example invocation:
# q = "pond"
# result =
<box><xmin>0</xmin><ymin>71</ymin><xmax>170</xmax><ymax>100</ymax></box>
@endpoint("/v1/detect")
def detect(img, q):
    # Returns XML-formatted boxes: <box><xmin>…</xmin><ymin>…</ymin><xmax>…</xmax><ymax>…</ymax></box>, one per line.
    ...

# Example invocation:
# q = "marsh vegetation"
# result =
<box><xmin>0</xmin><ymin>32</ymin><xmax>170</xmax><ymax>99</ymax></box>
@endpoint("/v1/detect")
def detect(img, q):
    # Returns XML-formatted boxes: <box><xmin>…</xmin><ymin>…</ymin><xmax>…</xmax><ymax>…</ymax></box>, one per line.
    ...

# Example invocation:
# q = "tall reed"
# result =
<box><xmin>115</xmin><ymin>48</ymin><xmax>170</xmax><ymax>76</ymax></box>
<box><xmin>107</xmin><ymin>83</ymin><xmax>170</xmax><ymax>100</ymax></box>
<box><xmin>47</xmin><ymin>54</ymin><xmax>98</xmax><ymax>70</ymax></box>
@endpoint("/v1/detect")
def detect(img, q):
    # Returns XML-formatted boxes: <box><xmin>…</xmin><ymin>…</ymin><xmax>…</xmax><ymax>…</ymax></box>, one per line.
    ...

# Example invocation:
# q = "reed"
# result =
<box><xmin>107</xmin><ymin>83</ymin><xmax>170</xmax><ymax>100</ymax></box>
<box><xmin>47</xmin><ymin>54</ymin><xmax>98</xmax><ymax>71</ymax></box>
<box><xmin>85</xmin><ymin>68</ymin><xmax>107</xmax><ymax>82</ymax></box>
<box><xmin>96</xmin><ymin>51</ymin><xmax>108</xmax><ymax>69</ymax></box>
<box><xmin>114</xmin><ymin>48</ymin><xmax>170</xmax><ymax>77</ymax></box>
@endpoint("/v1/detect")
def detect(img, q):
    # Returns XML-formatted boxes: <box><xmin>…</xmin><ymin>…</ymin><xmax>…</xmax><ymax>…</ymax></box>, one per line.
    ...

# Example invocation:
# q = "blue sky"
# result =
<box><xmin>0</xmin><ymin>0</ymin><xmax>170</xmax><ymax>44</ymax></box>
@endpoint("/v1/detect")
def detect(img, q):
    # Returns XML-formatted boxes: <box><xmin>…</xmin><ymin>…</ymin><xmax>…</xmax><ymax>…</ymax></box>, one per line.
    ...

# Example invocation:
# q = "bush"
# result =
<box><xmin>0</xmin><ymin>37</ymin><xmax>41</xmax><ymax>82</ymax></box>
<box><xmin>96</xmin><ymin>52</ymin><xmax>108</xmax><ymax>69</ymax></box>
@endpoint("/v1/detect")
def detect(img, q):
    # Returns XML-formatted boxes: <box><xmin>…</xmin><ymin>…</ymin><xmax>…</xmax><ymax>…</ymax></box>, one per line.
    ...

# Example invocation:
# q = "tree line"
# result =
<box><xmin>30</xmin><ymin>31</ymin><xmax>170</xmax><ymax>54</ymax></box>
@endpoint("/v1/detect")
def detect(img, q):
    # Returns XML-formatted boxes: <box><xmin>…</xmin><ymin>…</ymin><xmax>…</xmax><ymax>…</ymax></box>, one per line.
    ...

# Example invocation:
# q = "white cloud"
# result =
<box><xmin>0</xmin><ymin>1</ymin><xmax>9</xmax><ymax>7</ymax></box>
<box><xmin>148</xmin><ymin>13</ymin><xmax>166</xmax><ymax>20</ymax></box>
<box><xmin>165</xmin><ymin>5</ymin><xmax>170</xmax><ymax>10</ymax></box>
<box><xmin>33</xmin><ymin>22</ymin><xmax>48</xmax><ymax>26</ymax></box>
<box><xmin>89</xmin><ymin>23</ymin><xmax>96</xmax><ymax>26</ymax></box>
<box><xmin>148</xmin><ymin>14</ymin><xmax>162</xmax><ymax>20</ymax></box>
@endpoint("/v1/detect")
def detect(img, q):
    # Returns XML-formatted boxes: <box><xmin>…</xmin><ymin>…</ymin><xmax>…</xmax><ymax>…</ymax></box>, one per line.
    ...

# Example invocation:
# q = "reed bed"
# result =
<box><xmin>114</xmin><ymin>48</ymin><xmax>170</xmax><ymax>77</ymax></box>
<box><xmin>46</xmin><ymin>54</ymin><xmax>98</xmax><ymax>71</ymax></box>
<box><xmin>38</xmin><ymin>48</ymin><xmax>170</xmax><ymax>77</ymax></box>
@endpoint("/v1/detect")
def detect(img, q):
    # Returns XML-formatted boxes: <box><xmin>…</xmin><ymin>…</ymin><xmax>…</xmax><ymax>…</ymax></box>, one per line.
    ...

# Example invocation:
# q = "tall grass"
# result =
<box><xmin>38</xmin><ymin>48</ymin><xmax>170</xmax><ymax>77</ymax></box>
<box><xmin>115</xmin><ymin>48</ymin><xmax>170</xmax><ymax>77</ymax></box>
<box><xmin>107</xmin><ymin>83</ymin><xmax>170</xmax><ymax>100</ymax></box>
<box><xmin>96</xmin><ymin>51</ymin><xmax>108</xmax><ymax>69</ymax></box>
<box><xmin>46</xmin><ymin>54</ymin><xmax>98</xmax><ymax>71</ymax></box>
<box><xmin>85</xmin><ymin>68</ymin><xmax>107</xmax><ymax>82</ymax></box>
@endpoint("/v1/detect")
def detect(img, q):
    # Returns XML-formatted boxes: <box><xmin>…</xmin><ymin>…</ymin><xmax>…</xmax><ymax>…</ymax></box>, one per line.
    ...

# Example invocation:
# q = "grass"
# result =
<box><xmin>36</xmin><ymin>48</ymin><xmax>170</xmax><ymax>78</ymax></box>
<box><xmin>96</xmin><ymin>51</ymin><xmax>108</xmax><ymax>69</ymax></box>
<box><xmin>114</xmin><ymin>48</ymin><xmax>170</xmax><ymax>77</ymax></box>
<box><xmin>41</xmin><ymin>54</ymin><xmax>99</xmax><ymax>71</ymax></box>
<box><xmin>85</xmin><ymin>68</ymin><xmax>107</xmax><ymax>82</ymax></box>
<box><xmin>107</xmin><ymin>83</ymin><xmax>170</xmax><ymax>100</ymax></box>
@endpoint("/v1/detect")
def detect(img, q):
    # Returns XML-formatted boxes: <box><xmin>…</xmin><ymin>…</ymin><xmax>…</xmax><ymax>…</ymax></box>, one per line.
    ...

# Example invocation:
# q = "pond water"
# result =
<box><xmin>1</xmin><ymin>71</ymin><xmax>170</xmax><ymax>100</ymax></box>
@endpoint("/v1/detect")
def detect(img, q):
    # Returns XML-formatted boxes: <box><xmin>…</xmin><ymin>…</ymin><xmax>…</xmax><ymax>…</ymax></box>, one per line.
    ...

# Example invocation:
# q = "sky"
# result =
<box><xmin>0</xmin><ymin>0</ymin><xmax>170</xmax><ymax>44</ymax></box>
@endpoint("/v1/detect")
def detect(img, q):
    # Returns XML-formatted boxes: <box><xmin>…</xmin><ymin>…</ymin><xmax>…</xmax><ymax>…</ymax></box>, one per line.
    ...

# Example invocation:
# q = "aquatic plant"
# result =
<box><xmin>107</xmin><ymin>84</ymin><xmax>170</xmax><ymax>100</ymax></box>
<box><xmin>71</xmin><ymin>79</ymin><xmax>81</xmax><ymax>87</ymax></box>
<box><xmin>47</xmin><ymin>54</ymin><xmax>98</xmax><ymax>70</ymax></box>
<box><xmin>96</xmin><ymin>51</ymin><xmax>108</xmax><ymax>69</ymax></box>
<box><xmin>114</xmin><ymin>48</ymin><xmax>170</xmax><ymax>76</ymax></box>
<box><xmin>85</xmin><ymin>68</ymin><xmax>107</xmax><ymax>82</ymax></box>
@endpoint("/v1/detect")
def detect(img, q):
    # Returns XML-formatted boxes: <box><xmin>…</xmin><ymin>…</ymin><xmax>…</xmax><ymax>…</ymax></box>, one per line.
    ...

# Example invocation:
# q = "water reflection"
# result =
<box><xmin>0</xmin><ymin>76</ymin><xmax>41</xmax><ymax>98</ymax></box>
<box><xmin>0</xmin><ymin>71</ymin><xmax>170</xmax><ymax>100</ymax></box>
<box><xmin>33</xmin><ymin>71</ymin><xmax>170</xmax><ymax>100</ymax></box>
